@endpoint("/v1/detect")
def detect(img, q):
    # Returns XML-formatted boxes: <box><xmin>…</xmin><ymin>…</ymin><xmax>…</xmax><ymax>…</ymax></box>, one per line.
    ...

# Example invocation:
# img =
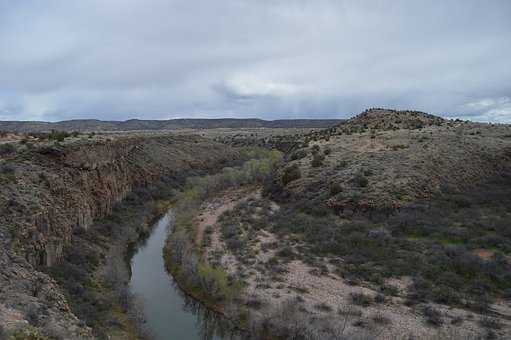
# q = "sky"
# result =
<box><xmin>0</xmin><ymin>1</ymin><xmax>510</xmax><ymax>122</ymax></box>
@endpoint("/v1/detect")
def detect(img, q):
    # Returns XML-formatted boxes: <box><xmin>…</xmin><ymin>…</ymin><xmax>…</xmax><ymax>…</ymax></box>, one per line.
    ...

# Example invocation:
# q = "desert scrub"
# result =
<box><xmin>289</xmin><ymin>149</ymin><xmax>307</xmax><ymax>160</ymax></box>
<box><xmin>263</xmin><ymin>172</ymin><xmax>511</xmax><ymax>310</ymax></box>
<box><xmin>4</xmin><ymin>326</ymin><xmax>49</xmax><ymax>340</ymax></box>
<box><xmin>165</xmin><ymin>149</ymin><xmax>282</xmax><ymax>307</ymax></box>
<box><xmin>311</xmin><ymin>152</ymin><xmax>325</xmax><ymax>167</ymax></box>
<box><xmin>282</xmin><ymin>163</ymin><xmax>301</xmax><ymax>185</ymax></box>
<box><xmin>0</xmin><ymin>143</ymin><xmax>16</xmax><ymax>156</ymax></box>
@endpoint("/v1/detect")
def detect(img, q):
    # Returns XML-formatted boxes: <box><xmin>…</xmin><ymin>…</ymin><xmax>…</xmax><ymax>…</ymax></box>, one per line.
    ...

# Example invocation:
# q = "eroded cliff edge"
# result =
<box><xmin>0</xmin><ymin>134</ymin><xmax>238</xmax><ymax>338</ymax></box>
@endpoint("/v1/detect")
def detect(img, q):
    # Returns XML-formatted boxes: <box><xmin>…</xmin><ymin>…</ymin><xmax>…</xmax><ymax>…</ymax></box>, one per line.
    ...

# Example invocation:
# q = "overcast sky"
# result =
<box><xmin>1</xmin><ymin>1</ymin><xmax>510</xmax><ymax>122</ymax></box>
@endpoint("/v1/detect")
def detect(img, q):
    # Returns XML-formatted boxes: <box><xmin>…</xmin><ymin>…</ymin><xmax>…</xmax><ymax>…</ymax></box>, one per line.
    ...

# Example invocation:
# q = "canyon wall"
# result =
<box><xmin>0</xmin><ymin>134</ymin><xmax>238</xmax><ymax>338</ymax></box>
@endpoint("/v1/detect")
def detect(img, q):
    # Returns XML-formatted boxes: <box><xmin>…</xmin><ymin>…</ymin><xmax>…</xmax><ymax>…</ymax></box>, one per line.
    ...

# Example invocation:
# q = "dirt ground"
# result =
<box><xmin>194</xmin><ymin>189</ymin><xmax>511</xmax><ymax>339</ymax></box>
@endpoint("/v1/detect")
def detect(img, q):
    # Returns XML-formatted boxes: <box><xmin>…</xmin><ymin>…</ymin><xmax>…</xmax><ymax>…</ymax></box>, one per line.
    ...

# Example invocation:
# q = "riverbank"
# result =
<box><xmin>46</xmin><ymin>187</ymin><xmax>174</xmax><ymax>339</ymax></box>
<box><xmin>163</xmin><ymin>151</ymin><xmax>283</xmax><ymax>338</ymax></box>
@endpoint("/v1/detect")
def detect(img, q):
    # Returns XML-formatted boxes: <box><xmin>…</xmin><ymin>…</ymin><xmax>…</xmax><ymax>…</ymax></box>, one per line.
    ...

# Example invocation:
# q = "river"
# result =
<box><xmin>129</xmin><ymin>211</ymin><xmax>234</xmax><ymax>340</ymax></box>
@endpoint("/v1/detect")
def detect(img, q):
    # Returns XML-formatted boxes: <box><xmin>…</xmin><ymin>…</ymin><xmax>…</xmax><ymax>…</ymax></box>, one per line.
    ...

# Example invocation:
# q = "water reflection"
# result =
<box><xmin>129</xmin><ymin>210</ymin><xmax>242</xmax><ymax>340</ymax></box>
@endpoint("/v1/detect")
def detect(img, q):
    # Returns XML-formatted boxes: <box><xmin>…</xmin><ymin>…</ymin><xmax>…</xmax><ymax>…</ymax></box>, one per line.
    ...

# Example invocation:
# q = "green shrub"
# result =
<box><xmin>380</xmin><ymin>284</ymin><xmax>399</xmax><ymax>296</ymax></box>
<box><xmin>290</xmin><ymin>149</ymin><xmax>307</xmax><ymax>161</ymax></box>
<box><xmin>329</xmin><ymin>182</ymin><xmax>343</xmax><ymax>196</ymax></box>
<box><xmin>0</xmin><ymin>143</ymin><xmax>16</xmax><ymax>156</ymax></box>
<box><xmin>354</xmin><ymin>173</ymin><xmax>368</xmax><ymax>187</ymax></box>
<box><xmin>48</xmin><ymin>130</ymin><xmax>70</xmax><ymax>142</ymax></box>
<box><xmin>282</xmin><ymin>164</ymin><xmax>301</xmax><ymax>185</ymax></box>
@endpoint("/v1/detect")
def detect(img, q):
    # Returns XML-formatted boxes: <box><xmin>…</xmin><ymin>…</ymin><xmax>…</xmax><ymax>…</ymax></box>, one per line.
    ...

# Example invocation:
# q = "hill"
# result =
<box><xmin>338</xmin><ymin>108</ymin><xmax>446</xmax><ymax>132</ymax></box>
<box><xmin>194</xmin><ymin>108</ymin><xmax>511</xmax><ymax>338</ymax></box>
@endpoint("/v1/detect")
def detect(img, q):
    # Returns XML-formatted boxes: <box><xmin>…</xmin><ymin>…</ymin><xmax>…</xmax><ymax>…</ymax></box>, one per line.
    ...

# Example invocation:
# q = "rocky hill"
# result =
<box><xmin>0</xmin><ymin>134</ymin><xmax>238</xmax><ymax>338</ymax></box>
<box><xmin>172</xmin><ymin>109</ymin><xmax>511</xmax><ymax>338</ymax></box>
<box><xmin>0</xmin><ymin>118</ymin><xmax>343</xmax><ymax>133</ymax></box>
<box><xmin>338</xmin><ymin>108</ymin><xmax>445</xmax><ymax>132</ymax></box>
<box><xmin>283</xmin><ymin>109</ymin><xmax>511</xmax><ymax>209</ymax></box>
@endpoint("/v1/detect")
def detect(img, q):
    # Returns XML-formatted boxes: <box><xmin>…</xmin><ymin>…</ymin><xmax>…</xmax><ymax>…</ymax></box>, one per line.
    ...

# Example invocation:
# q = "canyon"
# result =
<box><xmin>0</xmin><ymin>134</ymin><xmax>239</xmax><ymax>338</ymax></box>
<box><xmin>1</xmin><ymin>110</ymin><xmax>511</xmax><ymax>339</ymax></box>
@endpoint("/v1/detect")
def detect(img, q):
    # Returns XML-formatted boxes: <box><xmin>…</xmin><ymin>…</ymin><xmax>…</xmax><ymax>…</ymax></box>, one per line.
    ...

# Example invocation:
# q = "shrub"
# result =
<box><xmin>282</xmin><ymin>164</ymin><xmax>301</xmax><ymax>185</ymax></box>
<box><xmin>374</xmin><ymin>293</ymin><xmax>386</xmax><ymax>304</ymax></box>
<box><xmin>0</xmin><ymin>143</ymin><xmax>16</xmax><ymax>156</ymax></box>
<box><xmin>431</xmin><ymin>285</ymin><xmax>461</xmax><ymax>305</ymax></box>
<box><xmin>380</xmin><ymin>284</ymin><xmax>399</xmax><ymax>296</ymax></box>
<box><xmin>372</xmin><ymin>312</ymin><xmax>391</xmax><ymax>324</ymax></box>
<box><xmin>276</xmin><ymin>246</ymin><xmax>295</xmax><ymax>259</ymax></box>
<box><xmin>350</xmin><ymin>292</ymin><xmax>372</xmax><ymax>307</ymax></box>
<box><xmin>329</xmin><ymin>182</ymin><xmax>343</xmax><ymax>196</ymax></box>
<box><xmin>290</xmin><ymin>149</ymin><xmax>307</xmax><ymax>161</ymax></box>
<box><xmin>0</xmin><ymin>164</ymin><xmax>15</xmax><ymax>175</ymax></box>
<box><xmin>354</xmin><ymin>173</ymin><xmax>368</xmax><ymax>187</ymax></box>
<box><xmin>335</xmin><ymin>160</ymin><xmax>349</xmax><ymax>169</ymax></box>
<box><xmin>311</xmin><ymin>153</ymin><xmax>325</xmax><ymax>167</ymax></box>
<box><xmin>423</xmin><ymin>305</ymin><xmax>443</xmax><ymax>326</ymax></box>
<box><xmin>480</xmin><ymin>316</ymin><xmax>502</xmax><ymax>329</ymax></box>
<box><xmin>314</xmin><ymin>302</ymin><xmax>332</xmax><ymax>312</ymax></box>
<box><xmin>48</xmin><ymin>130</ymin><xmax>70</xmax><ymax>142</ymax></box>
<box><xmin>323</xmin><ymin>147</ymin><xmax>332</xmax><ymax>155</ymax></box>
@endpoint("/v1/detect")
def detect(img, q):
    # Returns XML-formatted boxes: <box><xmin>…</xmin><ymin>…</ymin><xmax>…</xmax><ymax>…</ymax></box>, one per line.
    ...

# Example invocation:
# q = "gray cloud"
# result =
<box><xmin>0</xmin><ymin>0</ymin><xmax>510</xmax><ymax>121</ymax></box>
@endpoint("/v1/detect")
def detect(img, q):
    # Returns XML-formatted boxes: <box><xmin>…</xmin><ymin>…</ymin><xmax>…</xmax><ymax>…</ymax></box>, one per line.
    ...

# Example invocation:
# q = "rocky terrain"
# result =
<box><xmin>190</xmin><ymin>109</ymin><xmax>511</xmax><ymax>339</ymax></box>
<box><xmin>0</xmin><ymin>133</ymin><xmax>238</xmax><ymax>338</ymax></box>
<box><xmin>2</xmin><ymin>108</ymin><xmax>511</xmax><ymax>339</ymax></box>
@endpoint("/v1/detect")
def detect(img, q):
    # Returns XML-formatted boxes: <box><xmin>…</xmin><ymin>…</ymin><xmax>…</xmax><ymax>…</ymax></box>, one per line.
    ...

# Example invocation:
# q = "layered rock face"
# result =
<box><xmin>0</xmin><ymin>134</ymin><xmax>237</xmax><ymax>338</ymax></box>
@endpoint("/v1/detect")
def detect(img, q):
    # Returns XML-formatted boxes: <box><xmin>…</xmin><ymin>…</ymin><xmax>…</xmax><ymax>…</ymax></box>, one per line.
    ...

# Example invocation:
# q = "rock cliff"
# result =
<box><xmin>0</xmin><ymin>134</ymin><xmax>238</xmax><ymax>338</ymax></box>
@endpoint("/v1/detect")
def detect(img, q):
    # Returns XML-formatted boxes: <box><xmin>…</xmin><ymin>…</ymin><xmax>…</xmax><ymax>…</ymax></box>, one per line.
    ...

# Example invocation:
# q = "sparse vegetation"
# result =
<box><xmin>289</xmin><ymin>149</ymin><xmax>307</xmax><ymax>160</ymax></box>
<box><xmin>353</xmin><ymin>173</ymin><xmax>368</xmax><ymax>187</ymax></box>
<box><xmin>350</xmin><ymin>292</ymin><xmax>373</xmax><ymax>307</ymax></box>
<box><xmin>165</xmin><ymin>149</ymin><xmax>282</xmax><ymax>306</ymax></box>
<box><xmin>48</xmin><ymin>130</ymin><xmax>70</xmax><ymax>142</ymax></box>
<box><xmin>282</xmin><ymin>163</ymin><xmax>301</xmax><ymax>185</ymax></box>
<box><xmin>423</xmin><ymin>305</ymin><xmax>443</xmax><ymax>326</ymax></box>
<box><xmin>311</xmin><ymin>152</ymin><xmax>325</xmax><ymax>167</ymax></box>
<box><xmin>0</xmin><ymin>143</ymin><xmax>16</xmax><ymax>156</ymax></box>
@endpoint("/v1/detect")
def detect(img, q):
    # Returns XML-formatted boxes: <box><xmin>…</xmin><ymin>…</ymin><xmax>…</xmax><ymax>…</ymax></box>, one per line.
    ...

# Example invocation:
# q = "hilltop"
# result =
<box><xmin>283</xmin><ymin>109</ymin><xmax>510</xmax><ymax>207</ymax></box>
<box><xmin>195</xmin><ymin>108</ymin><xmax>511</xmax><ymax>338</ymax></box>
<box><xmin>339</xmin><ymin>108</ymin><xmax>446</xmax><ymax>131</ymax></box>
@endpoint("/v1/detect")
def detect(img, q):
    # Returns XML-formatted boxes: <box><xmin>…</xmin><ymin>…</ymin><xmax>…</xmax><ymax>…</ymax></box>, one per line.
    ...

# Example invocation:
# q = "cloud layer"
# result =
<box><xmin>1</xmin><ymin>0</ymin><xmax>510</xmax><ymax>122</ymax></box>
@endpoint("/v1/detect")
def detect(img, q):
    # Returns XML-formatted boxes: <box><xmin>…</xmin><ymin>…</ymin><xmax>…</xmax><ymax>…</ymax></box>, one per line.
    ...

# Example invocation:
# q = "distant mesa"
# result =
<box><xmin>0</xmin><ymin>118</ymin><xmax>344</xmax><ymax>133</ymax></box>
